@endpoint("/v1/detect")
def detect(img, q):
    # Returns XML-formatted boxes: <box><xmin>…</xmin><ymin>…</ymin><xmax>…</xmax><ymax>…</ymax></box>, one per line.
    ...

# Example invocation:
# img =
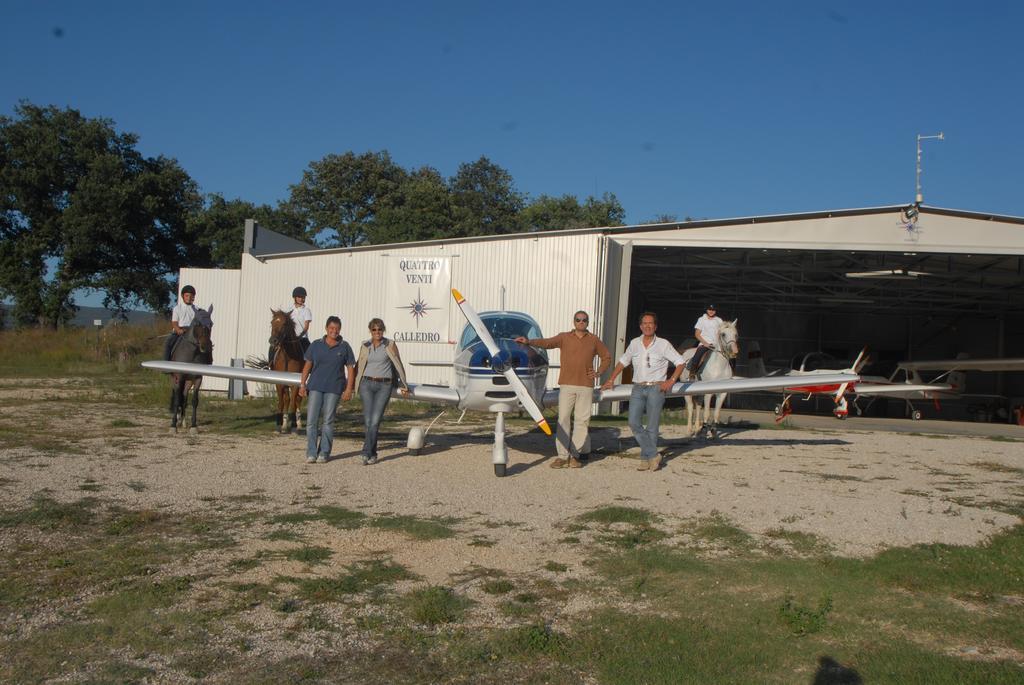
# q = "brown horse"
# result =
<box><xmin>270</xmin><ymin>309</ymin><xmax>305</xmax><ymax>433</ymax></box>
<box><xmin>169</xmin><ymin>310</ymin><xmax>213</xmax><ymax>434</ymax></box>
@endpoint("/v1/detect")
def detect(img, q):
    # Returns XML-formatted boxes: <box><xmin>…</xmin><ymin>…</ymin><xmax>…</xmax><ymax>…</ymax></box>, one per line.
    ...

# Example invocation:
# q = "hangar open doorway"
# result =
<box><xmin>605</xmin><ymin>207</ymin><xmax>1024</xmax><ymax>423</ymax></box>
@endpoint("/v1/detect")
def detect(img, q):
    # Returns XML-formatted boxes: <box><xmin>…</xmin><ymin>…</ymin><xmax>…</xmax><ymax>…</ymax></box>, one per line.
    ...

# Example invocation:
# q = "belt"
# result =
<box><xmin>364</xmin><ymin>376</ymin><xmax>391</xmax><ymax>383</ymax></box>
<box><xmin>635</xmin><ymin>381</ymin><xmax>662</xmax><ymax>386</ymax></box>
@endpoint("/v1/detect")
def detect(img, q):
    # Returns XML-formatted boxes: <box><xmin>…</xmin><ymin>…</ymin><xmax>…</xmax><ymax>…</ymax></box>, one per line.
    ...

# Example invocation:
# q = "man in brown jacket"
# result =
<box><xmin>516</xmin><ymin>311</ymin><xmax>611</xmax><ymax>468</ymax></box>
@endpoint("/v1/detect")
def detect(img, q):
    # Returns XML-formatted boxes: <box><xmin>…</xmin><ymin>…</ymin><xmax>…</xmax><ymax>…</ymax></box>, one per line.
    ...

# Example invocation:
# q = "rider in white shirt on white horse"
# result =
<box><xmin>683</xmin><ymin>304</ymin><xmax>721</xmax><ymax>381</ymax></box>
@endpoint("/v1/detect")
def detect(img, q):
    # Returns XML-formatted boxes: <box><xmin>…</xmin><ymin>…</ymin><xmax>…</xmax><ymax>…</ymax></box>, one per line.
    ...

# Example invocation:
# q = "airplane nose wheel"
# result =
<box><xmin>911</xmin><ymin>409</ymin><xmax>922</xmax><ymax>421</ymax></box>
<box><xmin>492</xmin><ymin>411</ymin><xmax>509</xmax><ymax>478</ymax></box>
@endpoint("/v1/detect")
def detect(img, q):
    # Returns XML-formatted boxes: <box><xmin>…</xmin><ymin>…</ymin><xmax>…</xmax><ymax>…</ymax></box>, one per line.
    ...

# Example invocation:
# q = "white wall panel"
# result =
<box><xmin>232</xmin><ymin>234</ymin><xmax>605</xmax><ymax>389</ymax></box>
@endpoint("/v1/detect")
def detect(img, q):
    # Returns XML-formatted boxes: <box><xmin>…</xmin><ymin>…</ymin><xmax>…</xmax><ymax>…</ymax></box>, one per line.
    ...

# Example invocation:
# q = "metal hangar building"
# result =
<box><xmin>181</xmin><ymin>205</ymin><xmax>1024</xmax><ymax>422</ymax></box>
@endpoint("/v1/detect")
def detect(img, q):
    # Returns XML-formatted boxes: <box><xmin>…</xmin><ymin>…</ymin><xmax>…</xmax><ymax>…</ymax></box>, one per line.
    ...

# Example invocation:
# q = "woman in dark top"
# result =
<box><xmin>354</xmin><ymin>318</ymin><xmax>409</xmax><ymax>464</ymax></box>
<box><xmin>298</xmin><ymin>316</ymin><xmax>355</xmax><ymax>463</ymax></box>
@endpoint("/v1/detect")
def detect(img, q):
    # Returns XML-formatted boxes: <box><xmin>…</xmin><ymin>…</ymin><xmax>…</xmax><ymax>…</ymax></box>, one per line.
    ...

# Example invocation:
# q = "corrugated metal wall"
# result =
<box><xmin>178</xmin><ymin>267</ymin><xmax>241</xmax><ymax>391</ymax></box>
<box><xmin>226</xmin><ymin>233</ymin><xmax>606</xmax><ymax>389</ymax></box>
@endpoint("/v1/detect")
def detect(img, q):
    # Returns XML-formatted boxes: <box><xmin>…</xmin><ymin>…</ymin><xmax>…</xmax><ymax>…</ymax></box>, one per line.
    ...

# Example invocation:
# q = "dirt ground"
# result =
<box><xmin>2</xmin><ymin>382</ymin><xmax>1023</xmax><ymax>577</ymax></box>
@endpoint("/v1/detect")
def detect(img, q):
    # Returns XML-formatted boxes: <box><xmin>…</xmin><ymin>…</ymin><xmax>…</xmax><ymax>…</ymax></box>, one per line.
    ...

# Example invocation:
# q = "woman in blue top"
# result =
<box><xmin>298</xmin><ymin>316</ymin><xmax>355</xmax><ymax>463</ymax></box>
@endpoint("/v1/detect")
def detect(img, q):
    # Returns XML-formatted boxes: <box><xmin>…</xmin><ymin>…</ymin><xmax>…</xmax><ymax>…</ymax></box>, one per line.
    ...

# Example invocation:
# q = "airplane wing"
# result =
<box><xmin>898</xmin><ymin>358</ymin><xmax>1024</xmax><ymax>373</ymax></box>
<box><xmin>852</xmin><ymin>382</ymin><xmax>955</xmax><ymax>396</ymax></box>
<box><xmin>542</xmin><ymin>373</ymin><xmax>860</xmax><ymax>403</ymax></box>
<box><xmin>142</xmin><ymin>361</ymin><xmax>299</xmax><ymax>385</ymax></box>
<box><xmin>141</xmin><ymin>361</ymin><xmax>461</xmax><ymax>404</ymax></box>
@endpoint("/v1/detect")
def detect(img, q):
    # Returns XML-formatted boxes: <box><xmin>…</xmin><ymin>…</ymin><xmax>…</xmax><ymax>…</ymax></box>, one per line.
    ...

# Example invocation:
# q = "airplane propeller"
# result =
<box><xmin>451</xmin><ymin>289</ymin><xmax>553</xmax><ymax>436</ymax></box>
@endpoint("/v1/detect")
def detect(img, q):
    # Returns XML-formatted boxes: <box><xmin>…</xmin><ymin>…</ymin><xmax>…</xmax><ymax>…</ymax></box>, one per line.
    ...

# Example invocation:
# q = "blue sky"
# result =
<box><xmin>2</xmin><ymin>1</ymin><xmax>1022</xmax><ymax>225</ymax></box>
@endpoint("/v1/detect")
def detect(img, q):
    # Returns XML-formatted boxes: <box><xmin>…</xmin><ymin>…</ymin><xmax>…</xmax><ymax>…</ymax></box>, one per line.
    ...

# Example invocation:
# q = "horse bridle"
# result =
<box><xmin>714</xmin><ymin>326</ymin><xmax>738</xmax><ymax>361</ymax></box>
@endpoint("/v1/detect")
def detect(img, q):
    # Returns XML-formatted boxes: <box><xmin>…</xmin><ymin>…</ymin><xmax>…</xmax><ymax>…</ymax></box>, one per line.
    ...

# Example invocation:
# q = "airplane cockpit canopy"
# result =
<box><xmin>458</xmin><ymin>312</ymin><xmax>543</xmax><ymax>350</ymax></box>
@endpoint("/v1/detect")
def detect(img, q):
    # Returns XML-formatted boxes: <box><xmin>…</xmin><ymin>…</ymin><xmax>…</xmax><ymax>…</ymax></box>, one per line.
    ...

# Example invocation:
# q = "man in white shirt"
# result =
<box><xmin>601</xmin><ymin>312</ymin><xmax>687</xmax><ymax>471</ymax></box>
<box><xmin>164</xmin><ymin>285</ymin><xmax>198</xmax><ymax>360</ymax></box>
<box><xmin>683</xmin><ymin>304</ymin><xmax>722</xmax><ymax>381</ymax></box>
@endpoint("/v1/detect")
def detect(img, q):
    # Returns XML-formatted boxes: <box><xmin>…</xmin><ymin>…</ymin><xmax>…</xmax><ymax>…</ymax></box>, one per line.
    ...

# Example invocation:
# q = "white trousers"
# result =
<box><xmin>556</xmin><ymin>384</ymin><xmax>594</xmax><ymax>457</ymax></box>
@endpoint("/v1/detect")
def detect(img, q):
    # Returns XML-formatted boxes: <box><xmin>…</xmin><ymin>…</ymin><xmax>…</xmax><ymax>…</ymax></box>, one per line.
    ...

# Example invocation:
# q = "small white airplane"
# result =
<box><xmin>760</xmin><ymin>348</ymin><xmax>1024</xmax><ymax>421</ymax></box>
<box><xmin>144</xmin><ymin>289</ymin><xmax>861</xmax><ymax>476</ymax></box>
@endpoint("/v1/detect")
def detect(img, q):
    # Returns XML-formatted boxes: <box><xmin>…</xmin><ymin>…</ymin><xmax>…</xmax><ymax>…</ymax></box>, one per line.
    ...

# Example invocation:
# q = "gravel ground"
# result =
<box><xmin>2</xmin><ymin>400</ymin><xmax>1022</xmax><ymax>573</ymax></box>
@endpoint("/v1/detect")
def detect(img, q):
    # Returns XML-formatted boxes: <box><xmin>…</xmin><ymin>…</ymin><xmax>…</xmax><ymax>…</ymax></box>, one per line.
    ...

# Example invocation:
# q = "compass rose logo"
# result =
<box><xmin>400</xmin><ymin>289</ymin><xmax>440</xmax><ymax>327</ymax></box>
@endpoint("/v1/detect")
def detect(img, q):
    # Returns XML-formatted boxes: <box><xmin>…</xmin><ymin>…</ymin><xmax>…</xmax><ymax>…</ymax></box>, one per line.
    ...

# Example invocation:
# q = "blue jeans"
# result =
<box><xmin>628</xmin><ymin>384</ymin><xmax>665</xmax><ymax>460</ymax></box>
<box><xmin>306</xmin><ymin>391</ymin><xmax>340</xmax><ymax>458</ymax></box>
<box><xmin>359</xmin><ymin>378</ymin><xmax>392</xmax><ymax>457</ymax></box>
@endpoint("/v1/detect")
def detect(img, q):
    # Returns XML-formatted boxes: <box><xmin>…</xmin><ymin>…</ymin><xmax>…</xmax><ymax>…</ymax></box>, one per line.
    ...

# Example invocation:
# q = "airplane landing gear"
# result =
<box><xmin>407</xmin><ymin>427</ymin><xmax>424</xmax><ymax>456</ymax></box>
<box><xmin>833</xmin><ymin>396</ymin><xmax>849</xmax><ymax>420</ymax></box>
<box><xmin>492</xmin><ymin>411</ymin><xmax>509</xmax><ymax>478</ymax></box>
<box><xmin>911</xmin><ymin>409</ymin><xmax>923</xmax><ymax>421</ymax></box>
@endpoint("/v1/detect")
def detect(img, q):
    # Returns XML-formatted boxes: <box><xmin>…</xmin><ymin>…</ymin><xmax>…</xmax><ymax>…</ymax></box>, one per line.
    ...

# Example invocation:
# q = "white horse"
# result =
<box><xmin>679</xmin><ymin>319</ymin><xmax>739</xmax><ymax>438</ymax></box>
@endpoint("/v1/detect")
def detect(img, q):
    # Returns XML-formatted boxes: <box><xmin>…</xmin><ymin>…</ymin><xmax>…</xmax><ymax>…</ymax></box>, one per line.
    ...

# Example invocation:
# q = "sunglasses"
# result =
<box><xmin>574</xmin><ymin>317</ymin><xmax>588</xmax><ymax>323</ymax></box>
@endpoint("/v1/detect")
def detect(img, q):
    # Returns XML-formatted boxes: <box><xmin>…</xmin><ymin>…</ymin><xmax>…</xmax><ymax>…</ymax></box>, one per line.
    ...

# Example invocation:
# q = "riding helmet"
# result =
<box><xmin>181</xmin><ymin>285</ymin><xmax>196</xmax><ymax>296</ymax></box>
<box><xmin>292</xmin><ymin>286</ymin><xmax>307</xmax><ymax>298</ymax></box>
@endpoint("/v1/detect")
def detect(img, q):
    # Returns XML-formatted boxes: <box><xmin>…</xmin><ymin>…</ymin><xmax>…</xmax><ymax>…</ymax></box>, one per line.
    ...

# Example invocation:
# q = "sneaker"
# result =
<box><xmin>306</xmin><ymin>455</ymin><xmax>316</xmax><ymax>464</ymax></box>
<box><xmin>650</xmin><ymin>455</ymin><xmax>663</xmax><ymax>472</ymax></box>
<box><xmin>361</xmin><ymin>455</ymin><xmax>369</xmax><ymax>465</ymax></box>
<box><xmin>366</xmin><ymin>456</ymin><xmax>378</xmax><ymax>465</ymax></box>
<box><xmin>636</xmin><ymin>459</ymin><xmax>650</xmax><ymax>471</ymax></box>
<box><xmin>568</xmin><ymin>457</ymin><xmax>583</xmax><ymax>468</ymax></box>
<box><xmin>549</xmin><ymin>458</ymin><xmax>569</xmax><ymax>469</ymax></box>
<box><xmin>316</xmin><ymin>454</ymin><xmax>327</xmax><ymax>464</ymax></box>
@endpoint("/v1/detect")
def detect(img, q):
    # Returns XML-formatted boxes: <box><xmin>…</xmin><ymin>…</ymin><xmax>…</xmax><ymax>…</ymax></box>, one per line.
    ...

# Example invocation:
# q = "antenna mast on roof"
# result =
<box><xmin>915</xmin><ymin>132</ymin><xmax>944</xmax><ymax>204</ymax></box>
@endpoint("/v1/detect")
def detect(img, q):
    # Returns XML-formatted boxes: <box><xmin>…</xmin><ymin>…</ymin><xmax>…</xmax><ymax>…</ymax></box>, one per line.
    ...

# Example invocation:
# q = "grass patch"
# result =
<box><xmin>576</xmin><ymin>505</ymin><xmax>658</xmax><ymax>526</ymax></box>
<box><xmin>262</xmin><ymin>528</ymin><xmax>306</xmax><ymax>542</ymax></box>
<box><xmin>778</xmin><ymin>593</ymin><xmax>833</xmax><ymax>635</ymax></box>
<box><xmin>371</xmin><ymin>514</ymin><xmax>458</xmax><ymax>540</ymax></box>
<box><xmin>270</xmin><ymin>504</ymin><xmax>367</xmax><ymax>529</ymax></box>
<box><xmin>970</xmin><ymin>461</ymin><xmax>1024</xmax><ymax>476</ymax></box>
<box><xmin>481</xmin><ymin>579</ymin><xmax>515</xmax><ymax>595</ymax></box>
<box><xmin>684</xmin><ymin>511</ymin><xmax>755</xmax><ymax>551</ymax></box>
<box><xmin>0</xmin><ymin>495</ymin><xmax>98</xmax><ymax>529</ymax></box>
<box><xmin>283</xmin><ymin>545</ymin><xmax>333</xmax><ymax>565</ymax></box>
<box><xmin>295</xmin><ymin>559</ymin><xmax>414</xmax><ymax>602</ymax></box>
<box><xmin>543</xmin><ymin>561</ymin><xmax>568</xmax><ymax>573</ymax></box>
<box><xmin>406</xmin><ymin>586</ymin><xmax>472</xmax><ymax>625</ymax></box>
<box><xmin>763</xmin><ymin>528</ymin><xmax>832</xmax><ymax>556</ymax></box>
<box><xmin>506</xmin><ymin>622</ymin><xmax>567</xmax><ymax>656</ymax></box>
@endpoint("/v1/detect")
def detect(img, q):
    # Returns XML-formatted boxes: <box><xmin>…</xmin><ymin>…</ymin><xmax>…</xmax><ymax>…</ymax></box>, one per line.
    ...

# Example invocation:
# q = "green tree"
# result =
<box><xmin>520</xmin><ymin>192</ymin><xmax>625</xmax><ymax>232</ymax></box>
<box><xmin>369</xmin><ymin>166</ymin><xmax>453</xmax><ymax>244</ymax></box>
<box><xmin>285</xmin><ymin>151</ymin><xmax>408</xmax><ymax>247</ymax></box>
<box><xmin>187</xmin><ymin>194</ymin><xmax>307</xmax><ymax>269</ymax></box>
<box><xmin>0</xmin><ymin>103</ymin><xmax>202</xmax><ymax>326</ymax></box>
<box><xmin>448</xmin><ymin>156</ymin><xmax>524</xmax><ymax>237</ymax></box>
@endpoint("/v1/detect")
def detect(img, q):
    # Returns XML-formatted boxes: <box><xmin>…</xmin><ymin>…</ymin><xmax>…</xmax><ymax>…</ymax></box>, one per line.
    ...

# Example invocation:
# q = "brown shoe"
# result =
<box><xmin>568</xmin><ymin>457</ymin><xmax>583</xmax><ymax>468</ymax></box>
<box><xmin>549</xmin><ymin>458</ymin><xmax>569</xmax><ymax>469</ymax></box>
<box><xmin>636</xmin><ymin>459</ymin><xmax>650</xmax><ymax>471</ymax></box>
<box><xmin>650</xmin><ymin>455</ymin><xmax>663</xmax><ymax>472</ymax></box>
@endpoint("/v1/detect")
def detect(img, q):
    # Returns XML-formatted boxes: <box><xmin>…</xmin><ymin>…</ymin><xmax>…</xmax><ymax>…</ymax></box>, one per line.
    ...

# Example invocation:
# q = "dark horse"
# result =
<box><xmin>270</xmin><ymin>309</ymin><xmax>305</xmax><ymax>433</ymax></box>
<box><xmin>169</xmin><ymin>311</ymin><xmax>213</xmax><ymax>434</ymax></box>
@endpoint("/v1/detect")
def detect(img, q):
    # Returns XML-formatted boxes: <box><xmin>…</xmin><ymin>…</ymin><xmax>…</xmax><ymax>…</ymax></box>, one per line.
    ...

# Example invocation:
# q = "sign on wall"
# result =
<box><xmin>388</xmin><ymin>257</ymin><xmax>451</xmax><ymax>343</ymax></box>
